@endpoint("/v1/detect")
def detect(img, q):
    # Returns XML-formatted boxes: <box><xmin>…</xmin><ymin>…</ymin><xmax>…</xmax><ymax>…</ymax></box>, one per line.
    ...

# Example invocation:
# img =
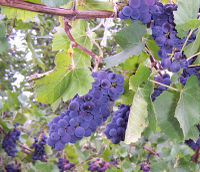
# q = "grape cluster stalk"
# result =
<box><xmin>2</xmin><ymin>123</ymin><xmax>21</xmax><ymax>157</ymax></box>
<box><xmin>47</xmin><ymin>70</ymin><xmax>124</xmax><ymax>150</ymax></box>
<box><xmin>104</xmin><ymin>104</ymin><xmax>130</xmax><ymax>144</ymax></box>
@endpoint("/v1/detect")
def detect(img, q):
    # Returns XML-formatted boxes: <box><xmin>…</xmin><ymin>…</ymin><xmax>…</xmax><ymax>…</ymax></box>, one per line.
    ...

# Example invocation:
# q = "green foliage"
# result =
<box><xmin>0</xmin><ymin>23</ymin><xmax>9</xmax><ymax>54</ymax></box>
<box><xmin>175</xmin><ymin>76</ymin><xmax>200</xmax><ymax>140</ymax></box>
<box><xmin>41</xmin><ymin>0</ymin><xmax>70</xmax><ymax>7</ymax></box>
<box><xmin>34</xmin><ymin>68</ymin><xmax>93</xmax><ymax>104</ymax></box>
<box><xmin>154</xmin><ymin>91</ymin><xmax>183</xmax><ymax>141</ymax></box>
<box><xmin>174</xmin><ymin>0</ymin><xmax>200</xmax><ymax>37</ymax></box>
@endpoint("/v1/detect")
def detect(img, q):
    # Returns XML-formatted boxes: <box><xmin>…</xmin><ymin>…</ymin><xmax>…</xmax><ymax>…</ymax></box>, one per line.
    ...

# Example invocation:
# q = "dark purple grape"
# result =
<box><xmin>121</xmin><ymin>6</ymin><xmax>133</xmax><ymax>17</ymax></box>
<box><xmin>170</xmin><ymin>61</ymin><xmax>181</xmax><ymax>73</ymax></box>
<box><xmin>161</xmin><ymin>58</ymin><xmax>171</xmax><ymax>69</ymax></box>
<box><xmin>129</xmin><ymin>0</ymin><xmax>141</xmax><ymax>8</ymax></box>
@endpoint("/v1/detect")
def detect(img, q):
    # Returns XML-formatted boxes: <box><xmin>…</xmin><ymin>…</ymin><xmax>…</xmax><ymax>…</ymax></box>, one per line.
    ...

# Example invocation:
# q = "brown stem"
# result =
<box><xmin>145</xmin><ymin>46</ymin><xmax>162</xmax><ymax>76</ymax></box>
<box><xmin>143</xmin><ymin>146</ymin><xmax>160</xmax><ymax>159</ymax></box>
<box><xmin>191</xmin><ymin>147</ymin><xmax>200</xmax><ymax>163</ymax></box>
<box><xmin>0</xmin><ymin>0</ymin><xmax>114</xmax><ymax>19</ymax></box>
<box><xmin>63</xmin><ymin>18</ymin><xmax>99</xmax><ymax>70</ymax></box>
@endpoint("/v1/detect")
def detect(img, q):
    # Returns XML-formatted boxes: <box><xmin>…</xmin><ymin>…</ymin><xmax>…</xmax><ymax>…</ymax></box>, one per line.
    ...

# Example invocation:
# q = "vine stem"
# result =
<box><xmin>186</xmin><ymin>51</ymin><xmax>200</xmax><ymax>62</ymax></box>
<box><xmin>180</xmin><ymin>29</ymin><xmax>194</xmax><ymax>53</ymax></box>
<box><xmin>189</xmin><ymin>64</ymin><xmax>200</xmax><ymax>67</ymax></box>
<box><xmin>144</xmin><ymin>46</ymin><xmax>162</xmax><ymax>76</ymax></box>
<box><xmin>0</xmin><ymin>0</ymin><xmax>114</xmax><ymax>19</ymax></box>
<box><xmin>63</xmin><ymin>18</ymin><xmax>100</xmax><ymax>70</ymax></box>
<box><xmin>149</xmin><ymin>79</ymin><xmax>179</xmax><ymax>92</ymax></box>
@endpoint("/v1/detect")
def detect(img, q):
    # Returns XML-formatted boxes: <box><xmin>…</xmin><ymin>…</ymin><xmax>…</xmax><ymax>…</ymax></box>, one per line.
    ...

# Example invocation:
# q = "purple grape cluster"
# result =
<box><xmin>88</xmin><ymin>158</ymin><xmax>117</xmax><ymax>172</ymax></box>
<box><xmin>185</xmin><ymin>125</ymin><xmax>200</xmax><ymax>151</ymax></box>
<box><xmin>57</xmin><ymin>158</ymin><xmax>75</xmax><ymax>172</ymax></box>
<box><xmin>2</xmin><ymin>124</ymin><xmax>21</xmax><ymax>157</ymax></box>
<box><xmin>151</xmin><ymin>74</ymin><xmax>171</xmax><ymax>101</ymax></box>
<box><xmin>140</xmin><ymin>162</ymin><xmax>151</xmax><ymax>172</ymax></box>
<box><xmin>118</xmin><ymin>0</ymin><xmax>156</xmax><ymax>24</ymax></box>
<box><xmin>31</xmin><ymin>134</ymin><xmax>47</xmax><ymax>161</ymax></box>
<box><xmin>47</xmin><ymin>70</ymin><xmax>124</xmax><ymax>151</ymax></box>
<box><xmin>180</xmin><ymin>62</ymin><xmax>200</xmax><ymax>85</ymax></box>
<box><xmin>104</xmin><ymin>104</ymin><xmax>130</xmax><ymax>144</ymax></box>
<box><xmin>150</xmin><ymin>2</ymin><xmax>196</xmax><ymax>73</ymax></box>
<box><xmin>4</xmin><ymin>164</ymin><xmax>20</xmax><ymax>172</ymax></box>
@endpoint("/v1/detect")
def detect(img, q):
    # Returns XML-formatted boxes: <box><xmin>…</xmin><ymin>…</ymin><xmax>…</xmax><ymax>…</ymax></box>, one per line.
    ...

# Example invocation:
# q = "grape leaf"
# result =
<box><xmin>42</xmin><ymin>0</ymin><xmax>70</xmax><ymax>7</ymax></box>
<box><xmin>34</xmin><ymin>68</ymin><xmax>93</xmax><ymax>104</ymax></box>
<box><xmin>120</xmin><ymin>51</ymin><xmax>149</xmax><ymax>71</ymax></box>
<box><xmin>80</xmin><ymin>0</ymin><xmax>113</xmax><ymax>11</ymax></box>
<box><xmin>0</xmin><ymin>23</ymin><xmax>8</xmax><ymax>54</ymax></box>
<box><xmin>176</xmin><ymin>19</ymin><xmax>200</xmax><ymax>38</ymax></box>
<box><xmin>52</xmin><ymin>20</ymin><xmax>91</xmax><ymax>67</ymax></box>
<box><xmin>2</xmin><ymin>0</ymin><xmax>42</xmax><ymax>21</ymax></box>
<box><xmin>104</xmin><ymin>41</ymin><xmax>145</xmax><ymax>69</ymax></box>
<box><xmin>125</xmin><ymin>87</ymin><xmax>148</xmax><ymax>144</ymax></box>
<box><xmin>184</xmin><ymin>28</ymin><xmax>200</xmax><ymax>58</ymax></box>
<box><xmin>114</xmin><ymin>22</ymin><xmax>146</xmax><ymax>49</ymax></box>
<box><xmin>154</xmin><ymin>91</ymin><xmax>183</xmax><ymax>141</ymax></box>
<box><xmin>175</xmin><ymin>75</ymin><xmax>200</xmax><ymax>140</ymax></box>
<box><xmin>145</xmin><ymin>38</ymin><xmax>160</xmax><ymax>60</ymax></box>
<box><xmin>173</xmin><ymin>0</ymin><xmax>200</xmax><ymax>38</ymax></box>
<box><xmin>142</xmin><ymin>81</ymin><xmax>157</xmax><ymax>132</ymax></box>
<box><xmin>35</xmin><ymin>161</ymin><xmax>59</xmax><ymax>172</ymax></box>
<box><xmin>54</xmin><ymin>50</ymin><xmax>71</xmax><ymax>69</ymax></box>
<box><xmin>129</xmin><ymin>64</ymin><xmax>150</xmax><ymax>91</ymax></box>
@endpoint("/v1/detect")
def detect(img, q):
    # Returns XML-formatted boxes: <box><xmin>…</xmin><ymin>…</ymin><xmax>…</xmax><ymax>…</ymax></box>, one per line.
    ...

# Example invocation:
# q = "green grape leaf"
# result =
<box><xmin>34</xmin><ymin>68</ymin><xmax>93</xmax><ymax>104</ymax></box>
<box><xmin>104</xmin><ymin>41</ymin><xmax>145</xmax><ymax>69</ymax></box>
<box><xmin>175</xmin><ymin>75</ymin><xmax>200</xmax><ymax>140</ymax></box>
<box><xmin>54</xmin><ymin>50</ymin><xmax>71</xmax><ymax>69</ymax></box>
<box><xmin>154</xmin><ymin>91</ymin><xmax>184</xmax><ymax>141</ymax></box>
<box><xmin>142</xmin><ymin>81</ymin><xmax>157</xmax><ymax>132</ymax></box>
<box><xmin>125</xmin><ymin>87</ymin><xmax>148</xmax><ymax>144</ymax></box>
<box><xmin>52</xmin><ymin>20</ymin><xmax>91</xmax><ymax>68</ymax></box>
<box><xmin>80</xmin><ymin>0</ymin><xmax>113</xmax><ymax>11</ymax></box>
<box><xmin>42</xmin><ymin>0</ymin><xmax>70</xmax><ymax>7</ymax></box>
<box><xmin>114</xmin><ymin>22</ymin><xmax>146</xmax><ymax>49</ymax></box>
<box><xmin>145</xmin><ymin>38</ymin><xmax>160</xmax><ymax>60</ymax></box>
<box><xmin>120</xmin><ymin>51</ymin><xmax>149</xmax><ymax>72</ymax></box>
<box><xmin>176</xmin><ymin>20</ymin><xmax>200</xmax><ymax>38</ymax></box>
<box><xmin>184</xmin><ymin>28</ymin><xmax>200</xmax><ymax>58</ymax></box>
<box><xmin>116</xmin><ymin>78</ymin><xmax>134</xmax><ymax>105</ymax></box>
<box><xmin>2</xmin><ymin>0</ymin><xmax>42</xmax><ymax>21</ymax></box>
<box><xmin>35</xmin><ymin>161</ymin><xmax>59</xmax><ymax>172</ymax></box>
<box><xmin>151</xmin><ymin>162</ymin><xmax>168</xmax><ymax>172</ymax></box>
<box><xmin>129</xmin><ymin>64</ymin><xmax>150</xmax><ymax>91</ymax></box>
<box><xmin>0</xmin><ymin>23</ymin><xmax>8</xmax><ymax>54</ymax></box>
<box><xmin>52</xmin><ymin>27</ymin><xmax>69</xmax><ymax>51</ymax></box>
<box><xmin>173</xmin><ymin>0</ymin><xmax>200</xmax><ymax>38</ymax></box>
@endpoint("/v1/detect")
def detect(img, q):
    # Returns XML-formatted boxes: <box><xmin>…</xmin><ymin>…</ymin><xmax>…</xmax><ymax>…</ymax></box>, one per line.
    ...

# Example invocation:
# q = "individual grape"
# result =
<box><xmin>157</xmin><ymin>48</ymin><xmax>167</xmax><ymax>58</ymax></box>
<box><xmin>74</xmin><ymin>127</ymin><xmax>85</xmax><ymax>138</ymax></box>
<box><xmin>155</xmin><ymin>36</ymin><xmax>166</xmax><ymax>46</ymax></box>
<box><xmin>144</xmin><ymin>0</ymin><xmax>155</xmax><ymax>6</ymax></box>
<box><xmin>129</xmin><ymin>0</ymin><xmax>141</xmax><ymax>9</ymax></box>
<box><xmin>140</xmin><ymin>12</ymin><xmax>151</xmax><ymax>23</ymax></box>
<box><xmin>61</xmin><ymin>133</ymin><xmax>71</xmax><ymax>143</ymax></box>
<box><xmin>118</xmin><ymin>11</ymin><xmax>129</xmax><ymax>20</ymax></box>
<box><xmin>31</xmin><ymin>134</ymin><xmax>47</xmax><ymax>161</ymax></box>
<box><xmin>121</xmin><ymin>6</ymin><xmax>133</xmax><ymax>17</ymax></box>
<box><xmin>130</xmin><ymin>9</ymin><xmax>140</xmax><ymax>20</ymax></box>
<box><xmin>161</xmin><ymin>58</ymin><xmax>171</xmax><ymax>69</ymax></box>
<box><xmin>68</xmin><ymin>101</ymin><xmax>79</xmax><ymax>111</ymax></box>
<box><xmin>55</xmin><ymin>141</ymin><xmax>65</xmax><ymax>151</ymax></box>
<box><xmin>50</xmin><ymin>132</ymin><xmax>60</xmax><ymax>141</ymax></box>
<box><xmin>174</xmin><ymin>52</ymin><xmax>182</xmax><ymax>60</ymax></box>
<box><xmin>170</xmin><ymin>61</ymin><xmax>181</xmax><ymax>73</ymax></box>
<box><xmin>101</xmin><ymin>79</ymin><xmax>111</xmax><ymax>89</ymax></box>
<box><xmin>162</xmin><ymin>22</ymin><xmax>171</xmax><ymax>33</ymax></box>
<box><xmin>2</xmin><ymin>124</ymin><xmax>21</xmax><ymax>157</ymax></box>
